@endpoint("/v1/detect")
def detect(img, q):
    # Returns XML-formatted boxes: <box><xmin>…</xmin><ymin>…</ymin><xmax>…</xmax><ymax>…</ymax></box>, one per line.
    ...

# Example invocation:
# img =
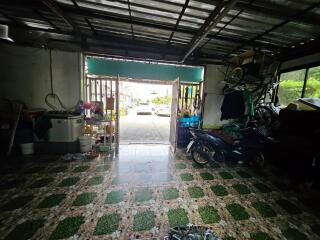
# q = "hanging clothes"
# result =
<box><xmin>220</xmin><ymin>90</ymin><xmax>245</xmax><ymax>120</ymax></box>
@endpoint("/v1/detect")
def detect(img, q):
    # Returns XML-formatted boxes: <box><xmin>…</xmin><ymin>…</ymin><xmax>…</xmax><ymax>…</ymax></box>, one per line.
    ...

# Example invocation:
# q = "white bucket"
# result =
<box><xmin>20</xmin><ymin>143</ymin><xmax>34</xmax><ymax>155</ymax></box>
<box><xmin>79</xmin><ymin>136</ymin><xmax>92</xmax><ymax>152</ymax></box>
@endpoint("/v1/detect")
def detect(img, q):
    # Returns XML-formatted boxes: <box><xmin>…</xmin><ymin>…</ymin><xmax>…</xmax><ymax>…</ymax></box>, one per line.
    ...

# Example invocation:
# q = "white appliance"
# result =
<box><xmin>48</xmin><ymin>114</ymin><xmax>84</xmax><ymax>142</ymax></box>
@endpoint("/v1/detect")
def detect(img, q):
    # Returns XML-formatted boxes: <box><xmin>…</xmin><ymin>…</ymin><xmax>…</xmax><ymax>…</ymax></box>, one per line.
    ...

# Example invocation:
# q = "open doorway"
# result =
<box><xmin>119</xmin><ymin>80</ymin><xmax>172</xmax><ymax>144</ymax></box>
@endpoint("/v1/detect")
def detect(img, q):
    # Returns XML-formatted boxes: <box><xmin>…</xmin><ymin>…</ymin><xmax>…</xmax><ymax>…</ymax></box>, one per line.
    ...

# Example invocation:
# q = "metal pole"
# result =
<box><xmin>116</xmin><ymin>75</ymin><xmax>120</xmax><ymax>154</ymax></box>
<box><xmin>94</xmin><ymin>79</ymin><xmax>97</xmax><ymax>101</ymax></box>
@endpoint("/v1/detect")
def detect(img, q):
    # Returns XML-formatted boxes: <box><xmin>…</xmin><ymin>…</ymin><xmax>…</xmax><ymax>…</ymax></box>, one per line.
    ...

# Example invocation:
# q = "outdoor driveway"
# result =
<box><xmin>120</xmin><ymin>107</ymin><xmax>170</xmax><ymax>144</ymax></box>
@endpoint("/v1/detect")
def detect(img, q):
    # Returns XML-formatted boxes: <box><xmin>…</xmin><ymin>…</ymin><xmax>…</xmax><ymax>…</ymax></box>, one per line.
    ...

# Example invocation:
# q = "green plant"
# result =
<box><xmin>226</xmin><ymin>203</ymin><xmax>250</xmax><ymax>220</ymax></box>
<box><xmin>167</xmin><ymin>208</ymin><xmax>189</xmax><ymax>227</ymax></box>
<box><xmin>5</xmin><ymin>219</ymin><xmax>45</xmax><ymax>240</ymax></box>
<box><xmin>58</xmin><ymin>177</ymin><xmax>80</xmax><ymax>187</ymax></box>
<box><xmin>200</xmin><ymin>172</ymin><xmax>214</xmax><ymax>180</ymax></box>
<box><xmin>135</xmin><ymin>189</ymin><xmax>153</xmax><ymax>202</ymax></box>
<box><xmin>252</xmin><ymin>201</ymin><xmax>277</xmax><ymax>218</ymax></box>
<box><xmin>188</xmin><ymin>186</ymin><xmax>204</xmax><ymax>198</ymax></box>
<box><xmin>73</xmin><ymin>192</ymin><xmax>97</xmax><ymax>206</ymax></box>
<box><xmin>282</xmin><ymin>228</ymin><xmax>308</xmax><ymax>240</ymax></box>
<box><xmin>223</xmin><ymin>237</ymin><xmax>236</xmax><ymax>240</ymax></box>
<box><xmin>251</xmin><ymin>232</ymin><xmax>274</xmax><ymax>240</ymax></box>
<box><xmin>276</xmin><ymin>199</ymin><xmax>301</xmax><ymax>215</ymax></box>
<box><xmin>87</xmin><ymin>176</ymin><xmax>104</xmax><ymax>186</ymax></box>
<box><xmin>219</xmin><ymin>171</ymin><xmax>233</xmax><ymax>179</ymax></box>
<box><xmin>1</xmin><ymin>196</ymin><xmax>33</xmax><ymax>211</ymax></box>
<box><xmin>105</xmin><ymin>191</ymin><xmax>125</xmax><ymax>204</ymax></box>
<box><xmin>253</xmin><ymin>183</ymin><xmax>272</xmax><ymax>193</ymax></box>
<box><xmin>94</xmin><ymin>213</ymin><xmax>121</xmax><ymax>235</ymax></box>
<box><xmin>38</xmin><ymin>194</ymin><xmax>66</xmax><ymax>208</ymax></box>
<box><xmin>133</xmin><ymin>210</ymin><xmax>155</xmax><ymax>231</ymax></box>
<box><xmin>210</xmin><ymin>185</ymin><xmax>228</xmax><ymax>196</ymax></box>
<box><xmin>151</xmin><ymin>96</ymin><xmax>172</xmax><ymax>105</ymax></box>
<box><xmin>180</xmin><ymin>173</ymin><xmax>194</xmax><ymax>181</ymax></box>
<box><xmin>237</xmin><ymin>170</ymin><xmax>252</xmax><ymax>178</ymax></box>
<box><xmin>175</xmin><ymin>163</ymin><xmax>186</xmax><ymax>170</ymax></box>
<box><xmin>162</xmin><ymin>188</ymin><xmax>179</xmax><ymax>200</ymax></box>
<box><xmin>29</xmin><ymin>178</ymin><xmax>54</xmax><ymax>188</ymax></box>
<box><xmin>233</xmin><ymin>184</ymin><xmax>251</xmax><ymax>195</ymax></box>
<box><xmin>49</xmin><ymin>216</ymin><xmax>85</xmax><ymax>240</ymax></box>
<box><xmin>120</xmin><ymin>107</ymin><xmax>127</xmax><ymax>116</ymax></box>
<box><xmin>198</xmin><ymin>206</ymin><xmax>220</xmax><ymax>224</ymax></box>
<box><xmin>72</xmin><ymin>165</ymin><xmax>90</xmax><ymax>173</ymax></box>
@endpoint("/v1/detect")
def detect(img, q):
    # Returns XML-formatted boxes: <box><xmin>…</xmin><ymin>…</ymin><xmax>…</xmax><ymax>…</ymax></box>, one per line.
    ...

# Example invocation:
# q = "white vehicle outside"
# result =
<box><xmin>136</xmin><ymin>103</ymin><xmax>152</xmax><ymax>115</ymax></box>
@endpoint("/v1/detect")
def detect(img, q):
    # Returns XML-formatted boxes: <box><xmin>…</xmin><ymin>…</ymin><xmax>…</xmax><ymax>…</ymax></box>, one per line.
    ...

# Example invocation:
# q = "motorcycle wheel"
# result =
<box><xmin>191</xmin><ymin>143</ymin><xmax>213</xmax><ymax>165</ymax></box>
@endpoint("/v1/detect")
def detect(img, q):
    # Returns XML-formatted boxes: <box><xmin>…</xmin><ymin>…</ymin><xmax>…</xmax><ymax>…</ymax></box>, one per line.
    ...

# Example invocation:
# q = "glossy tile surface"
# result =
<box><xmin>0</xmin><ymin>144</ymin><xmax>320</xmax><ymax>239</ymax></box>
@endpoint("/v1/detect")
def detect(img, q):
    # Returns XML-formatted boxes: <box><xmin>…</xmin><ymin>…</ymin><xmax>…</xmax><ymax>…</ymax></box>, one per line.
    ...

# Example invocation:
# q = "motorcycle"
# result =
<box><xmin>186</xmin><ymin>127</ymin><xmax>266</xmax><ymax>167</ymax></box>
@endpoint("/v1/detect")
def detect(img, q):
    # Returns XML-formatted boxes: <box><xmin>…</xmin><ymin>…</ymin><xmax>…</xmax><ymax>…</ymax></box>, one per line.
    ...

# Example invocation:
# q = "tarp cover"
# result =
<box><xmin>87</xmin><ymin>58</ymin><xmax>204</xmax><ymax>82</ymax></box>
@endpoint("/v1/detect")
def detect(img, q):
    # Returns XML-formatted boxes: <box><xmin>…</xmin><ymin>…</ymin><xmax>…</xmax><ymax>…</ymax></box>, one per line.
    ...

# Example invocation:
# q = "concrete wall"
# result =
<box><xmin>0</xmin><ymin>44</ymin><xmax>82</xmax><ymax>110</ymax></box>
<box><xmin>202</xmin><ymin>64</ymin><xmax>228</xmax><ymax>128</ymax></box>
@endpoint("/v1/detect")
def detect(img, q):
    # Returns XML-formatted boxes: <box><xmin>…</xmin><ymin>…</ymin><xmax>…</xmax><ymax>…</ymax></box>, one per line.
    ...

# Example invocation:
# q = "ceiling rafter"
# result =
<box><xmin>71</xmin><ymin>0</ymin><xmax>97</xmax><ymax>35</ymax></box>
<box><xmin>33</xmin><ymin>9</ymin><xmax>61</xmax><ymax>31</ymax></box>
<box><xmin>127</xmin><ymin>0</ymin><xmax>135</xmax><ymax>39</ymax></box>
<box><xmin>227</xmin><ymin>1</ymin><xmax>320</xmax><ymax>56</ymax></box>
<box><xmin>167</xmin><ymin>0</ymin><xmax>190</xmax><ymax>45</ymax></box>
<box><xmin>182</xmin><ymin>0</ymin><xmax>239</xmax><ymax>62</ymax></box>
<box><xmin>197</xmin><ymin>0</ymin><xmax>256</xmax><ymax>52</ymax></box>
<box><xmin>41</xmin><ymin>0</ymin><xmax>80</xmax><ymax>33</ymax></box>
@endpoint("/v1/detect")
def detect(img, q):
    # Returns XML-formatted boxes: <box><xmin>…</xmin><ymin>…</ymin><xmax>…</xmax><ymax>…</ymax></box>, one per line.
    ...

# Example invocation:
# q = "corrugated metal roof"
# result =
<box><xmin>0</xmin><ymin>0</ymin><xmax>319</xmax><ymax>63</ymax></box>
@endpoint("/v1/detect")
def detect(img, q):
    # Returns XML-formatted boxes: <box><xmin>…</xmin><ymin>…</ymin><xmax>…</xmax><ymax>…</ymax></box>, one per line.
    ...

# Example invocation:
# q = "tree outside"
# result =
<box><xmin>151</xmin><ymin>96</ymin><xmax>172</xmax><ymax>105</ymax></box>
<box><xmin>278</xmin><ymin>66</ymin><xmax>320</xmax><ymax>106</ymax></box>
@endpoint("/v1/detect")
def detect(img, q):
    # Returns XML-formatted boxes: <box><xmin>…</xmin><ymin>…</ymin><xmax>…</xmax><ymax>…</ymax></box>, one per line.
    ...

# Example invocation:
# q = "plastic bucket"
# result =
<box><xmin>20</xmin><ymin>143</ymin><xmax>34</xmax><ymax>155</ymax></box>
<box><xmin>79</xmin><ymin>136</ymin><xmax>92</xmax><ymax>152</ymax></box>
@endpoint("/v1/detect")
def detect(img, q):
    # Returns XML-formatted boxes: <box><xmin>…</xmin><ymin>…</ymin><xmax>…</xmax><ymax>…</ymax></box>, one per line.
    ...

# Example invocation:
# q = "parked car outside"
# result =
<box><xmin>136</xmin><ymin>103</ymin><xmax>152</xmax><ymax>115</ymax></box>
<box><xmin>155</xmin><ymin>105</ymin><xmax>171</xmax><ymax>116</ymax></box>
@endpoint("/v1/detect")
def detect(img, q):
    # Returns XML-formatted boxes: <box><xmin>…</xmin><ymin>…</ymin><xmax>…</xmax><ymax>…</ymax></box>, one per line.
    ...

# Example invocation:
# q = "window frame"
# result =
<box><xmin>277</xmin><ymin>61</ymin><xmax>320</xmax><ymax>103</ymax></box>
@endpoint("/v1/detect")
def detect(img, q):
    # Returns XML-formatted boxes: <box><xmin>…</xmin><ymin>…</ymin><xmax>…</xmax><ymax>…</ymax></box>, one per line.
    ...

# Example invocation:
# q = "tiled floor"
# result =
<box><xmin>0</xmin><ymin>144</ymin><xmax>320</xmax><ymax>239</ymax></box>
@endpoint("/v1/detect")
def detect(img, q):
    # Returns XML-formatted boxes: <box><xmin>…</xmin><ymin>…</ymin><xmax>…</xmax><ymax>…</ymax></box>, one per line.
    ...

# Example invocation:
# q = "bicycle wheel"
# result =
<box><xmin>254</xmin><ymin>105</ymin><xmax>275</xmax><ymax>127</ymax></box>
<box><xmin>226</xmin><ymin>67</ymin><xmax>243</xmax><ymax>87</ymax></box>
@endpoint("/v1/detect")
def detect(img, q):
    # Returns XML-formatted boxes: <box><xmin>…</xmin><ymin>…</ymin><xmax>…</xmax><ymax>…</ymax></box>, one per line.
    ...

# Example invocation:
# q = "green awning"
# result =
<box><xmin>87</xmin><ymin>58</ymin><xmax>204</xmax><ymax>82</ymax></box>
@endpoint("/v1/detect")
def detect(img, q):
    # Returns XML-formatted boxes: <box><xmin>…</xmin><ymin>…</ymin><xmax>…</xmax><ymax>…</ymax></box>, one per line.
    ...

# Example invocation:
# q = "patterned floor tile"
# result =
<box><xmin>0</xmin><ymin>144</ymin><xmax>319</xmax><ymax>239</ymax></box>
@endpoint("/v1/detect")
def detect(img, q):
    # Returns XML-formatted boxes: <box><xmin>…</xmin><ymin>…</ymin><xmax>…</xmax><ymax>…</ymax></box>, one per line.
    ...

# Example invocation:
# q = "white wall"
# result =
<box><xmin>202</xmin><ymin>64</ymin><xmax>228</xmax><ymax>128</ymax></box>
<box><xmin>0</xmin><ymin>44</ymin><xmax>82</xmax><ymax>110</ymax></box>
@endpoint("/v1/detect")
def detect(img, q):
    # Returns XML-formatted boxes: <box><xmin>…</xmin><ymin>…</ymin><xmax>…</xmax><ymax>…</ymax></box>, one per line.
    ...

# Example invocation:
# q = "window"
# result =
<box><xmin>304</xmin><ymin>66</ymin><xmax>320</xmax><ymax>98</ymax></box>
<box><xmin>278</xmin><ymin>69</ymin><xmax>306</xmax><ymax>106</ymax></box>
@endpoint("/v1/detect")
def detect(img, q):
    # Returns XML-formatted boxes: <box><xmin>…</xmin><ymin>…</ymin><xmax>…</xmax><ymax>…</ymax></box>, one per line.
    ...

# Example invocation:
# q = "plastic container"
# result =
<box><xmin>48</xmin><ymin>116</ymin><xmax>84</xmax><ymax>142</ymax></box>
<box><xmin>79</xmin><ymin>136</ymin><xmax>92</xmax><ymax>152</ymax></box>
<box><xmin>20</xmin><ymin>143</ymin><xmax>34</xmax><ymax>155</ymax></box>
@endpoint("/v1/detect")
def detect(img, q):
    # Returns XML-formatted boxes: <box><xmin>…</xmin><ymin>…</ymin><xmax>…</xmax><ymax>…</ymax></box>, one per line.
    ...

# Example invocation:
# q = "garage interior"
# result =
<box><xmin>0</xmin><ymin>0</ymin><xmax>320</xmax><ymax>239</ymax></box>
